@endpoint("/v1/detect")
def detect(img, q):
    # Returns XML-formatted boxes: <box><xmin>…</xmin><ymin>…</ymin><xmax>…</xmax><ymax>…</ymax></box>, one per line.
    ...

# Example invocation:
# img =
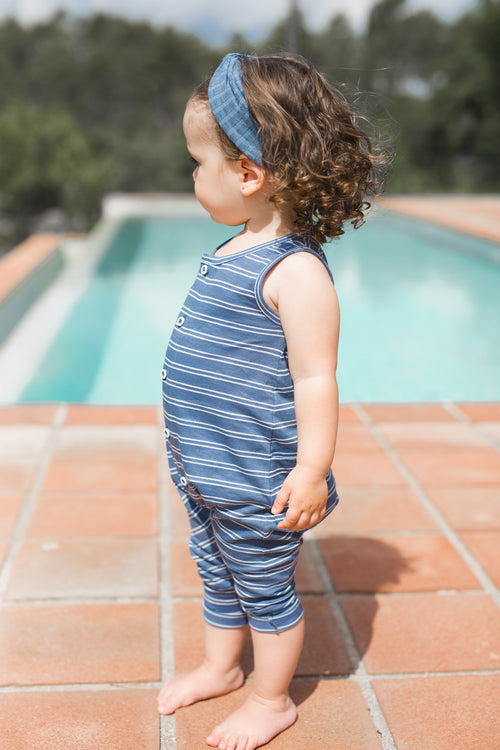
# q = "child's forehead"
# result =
<box><xmin>184</xmin><ymin>99</ymin><xmax>216</xmax><ymax>142</ymax></box>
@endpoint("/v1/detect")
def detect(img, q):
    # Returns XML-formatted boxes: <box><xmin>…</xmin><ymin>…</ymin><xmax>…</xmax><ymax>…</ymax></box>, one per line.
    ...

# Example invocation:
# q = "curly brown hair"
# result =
<box><xmin>192</xmin><ymin>54</ymin><xmax>385</xmax><ymax>244</ymax></box>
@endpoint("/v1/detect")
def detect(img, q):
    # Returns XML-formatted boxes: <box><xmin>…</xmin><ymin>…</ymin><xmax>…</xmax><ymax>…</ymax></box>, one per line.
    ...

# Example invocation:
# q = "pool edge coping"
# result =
<box><xmin>0</xmin><ymin>233</ymin><xmax>84</xmax><ymax>307</ymax></box>
<box><xmin>379</xmin><ymin>195</ymin><xmax>500</xmax><ymax>247</ymax></box>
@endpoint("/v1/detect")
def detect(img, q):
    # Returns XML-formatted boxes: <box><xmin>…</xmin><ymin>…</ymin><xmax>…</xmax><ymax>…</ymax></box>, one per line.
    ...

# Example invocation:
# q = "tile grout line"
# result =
<box><xmin>306</xmin><ymin>536</ymin><xmax>397</xmax><ymax>750</ymax></box>
<box><xmin>0</xmin><ymin>682</ymin><xmax>163</xmax><ymax>694</ymax></box>
<box><xmin>3</xmin><ymin>665</ymin><xmax>499</xmax><ymax>695</ymax></box>
<box><xmin>2</xmin><ymin>596</ymin><xmax>161</xmax><ymax>606</ymax></box>
<box><xmin>1</xmin><ymin>587</ymin><xmax>491</xmax><ymax>608</ymax></box>
<box><xmin>0</xmin><ymin>404</ymin><xmax>67</xmax><ymax>604</ymax></box>
<box><xmin>352</xmin><ymin>403</ymin><xmax>500</xmax><ymax>610</ymax></box>
<box><xmin>444</xmin><ymin>401</ymin><xmax>500</xmax><ymax>452</ymax></box>
<box><xmin>157</xmin><ymin>410</ymin><xmax>177</xmax><ymax>749</ymax></box>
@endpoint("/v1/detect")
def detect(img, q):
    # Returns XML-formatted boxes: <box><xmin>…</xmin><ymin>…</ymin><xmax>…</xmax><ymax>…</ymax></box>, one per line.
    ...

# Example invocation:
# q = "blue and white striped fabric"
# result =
<box><xmin>162</xmin><ymin>233</ymin><xmax>339</xmax><ymax>632</ymax></box>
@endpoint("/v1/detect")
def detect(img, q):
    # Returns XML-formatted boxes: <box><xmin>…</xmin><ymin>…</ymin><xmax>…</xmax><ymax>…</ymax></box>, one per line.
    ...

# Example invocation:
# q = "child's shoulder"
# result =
<box><xmin>262</xmin><ymin>241</ymin><xmax>335</xmax><ymax>313</ymax></box>
<box><xmin>274</xmin><ymin>247</ymin><xmax>331</xmax><ymax>281</ymax></box>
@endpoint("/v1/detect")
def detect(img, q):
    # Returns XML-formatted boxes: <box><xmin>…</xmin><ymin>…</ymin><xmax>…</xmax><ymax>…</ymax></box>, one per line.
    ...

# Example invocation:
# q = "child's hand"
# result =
<box><xmin>271</xmin><ymin>465</ymin><xmax>328</xmax><ymax>531</ymax></box>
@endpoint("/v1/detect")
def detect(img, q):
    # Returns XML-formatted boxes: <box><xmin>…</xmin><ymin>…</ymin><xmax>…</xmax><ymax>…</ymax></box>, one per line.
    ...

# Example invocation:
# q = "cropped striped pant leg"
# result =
<box><xmin>180</xmin><ymin>491</ymin><xmax>248</xmax><ymax>629</ymax></box>
<box><xmin>179</xmin><ymin>490</ymin><xmax>304</xmax><ymax>634</ymax></box>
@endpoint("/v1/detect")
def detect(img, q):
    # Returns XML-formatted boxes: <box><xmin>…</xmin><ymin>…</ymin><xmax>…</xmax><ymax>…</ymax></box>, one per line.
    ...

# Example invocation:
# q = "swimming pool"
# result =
<box><xmin>1</xmin><ymin>207</ymin><xmax>499</xmax><ymax>403</ymax></box>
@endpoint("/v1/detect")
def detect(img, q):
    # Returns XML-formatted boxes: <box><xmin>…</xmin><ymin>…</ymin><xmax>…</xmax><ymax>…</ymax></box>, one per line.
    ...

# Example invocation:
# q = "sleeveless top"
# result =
<box><xmin>161</xmin><ymin>233</ymin><xmax>337</xmax><ymax>517</ymax></box>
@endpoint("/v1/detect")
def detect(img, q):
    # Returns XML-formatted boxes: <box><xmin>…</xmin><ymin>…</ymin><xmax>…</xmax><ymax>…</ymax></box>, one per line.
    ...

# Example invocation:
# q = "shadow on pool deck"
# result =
<box><xmin>0</xmin><ymin>401</ymin><xmax>499</xmax><ymax>750</ymax></box>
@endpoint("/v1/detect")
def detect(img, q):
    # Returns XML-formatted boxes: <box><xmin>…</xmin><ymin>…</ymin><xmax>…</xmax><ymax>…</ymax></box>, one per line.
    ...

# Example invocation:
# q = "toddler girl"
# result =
<box><xmin>158</xmin><ymin>53</ymin><xmax>381</xmax><ymax>750</ymax></box>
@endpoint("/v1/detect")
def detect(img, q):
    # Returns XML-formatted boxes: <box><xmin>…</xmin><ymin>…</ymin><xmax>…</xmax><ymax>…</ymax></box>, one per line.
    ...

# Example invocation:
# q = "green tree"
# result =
<box><xmin>0</xmin><ymin>103</ymin><xmax>103</xmax><ymax>223</ymax></box>
<box><xmin>424</xmin><ymin>0</ymin><xmax>500</xmax><ymax>190</ymax></box>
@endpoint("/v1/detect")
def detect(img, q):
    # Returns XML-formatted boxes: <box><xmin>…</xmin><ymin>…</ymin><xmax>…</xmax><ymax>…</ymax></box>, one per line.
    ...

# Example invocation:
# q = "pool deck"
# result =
<box><xmin>0</xmin><ymin>402</ymin><xmax>499</xmax><ymax>749</ymax></box>
<box><xmin>0</xmin><ymin>196</ymin><xmax>499</xmax><ymax>749</ymax></box>
<box><xmin>380</xmin><ymin>195</ymin><xmax>500</xmax><ymax>245</ymax></box>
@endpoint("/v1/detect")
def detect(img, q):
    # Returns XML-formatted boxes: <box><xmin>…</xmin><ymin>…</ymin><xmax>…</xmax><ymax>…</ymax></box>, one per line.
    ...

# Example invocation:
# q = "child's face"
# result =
<box><xmin>183</xmin><ymin>100</ymin><xmax>248</xmax><ymax>226</ymax></box>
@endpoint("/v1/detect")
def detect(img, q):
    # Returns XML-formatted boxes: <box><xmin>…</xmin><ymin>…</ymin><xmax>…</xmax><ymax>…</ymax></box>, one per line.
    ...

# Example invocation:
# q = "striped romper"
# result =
<box><xmin>161</xmin><ymin>234</ymin><xmax>339</xmax><ymax>633</ymax></box>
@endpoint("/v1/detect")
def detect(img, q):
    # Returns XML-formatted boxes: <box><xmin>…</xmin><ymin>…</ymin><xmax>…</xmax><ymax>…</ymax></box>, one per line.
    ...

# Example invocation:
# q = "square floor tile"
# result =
<box><xmin>0</xmin><ymin>495</ymin><xmax>24</xmax><ymax>537</ymax></box>
<box><xmin>0</xmin><ymin>464</ymin><xmax>36</xmax><ymax>494</ymax></box>
<box><xmin>27</xmin><ymin>492</ymin><xmax>157</xmax><ymax>537</ymax></box>
<box><xmin>175</xmin><ymin>679</ymin><xmax>382</xmax><ymax>749</ymax></box>
<box><xmin>64</xmin><ymin>406</ymin><xmax>158</xmax><ymax>424</ymax></box>
<box><xmin>362</xmin><ymin>405</ymin><xmax>455</xmax><ymax>422</ymax></box>
<box><xmin>0</xmin><ymin>405</ymin><xmax>57</xmax><ymax>424</ymax></box>
<box><xmin>42</xmin><ymin>457</ymin><xmax>158</xmax><ymax>493</ymax></box>
<box><xmin>6</xmin><ymin>538</ymin><xmax>158</xmax><ymax>600</ymax></box>
<box><xmin>397</xmin><ymin>448</ymin><xmax>500</xmax><ymax>486</ymax></box>
<box><xmin>0</xmin><ymin>603</ymin><xmax>160</xmax><ymax>685</ymax></box>
<box><xmin>378</xmin><ymin>421</ymin><xmax>490</xmax><ymax>450</ymax></box>
<box><xmin>319</xmin><ymin>535</ymin><xmax>480</xmax><ymax>593</ymax></box>
<box><xmin>456</xmin><ymin>404</ymin><xmax>500</xmax><ymax>422</ymax></box>
<box><xmin>333</xmin><ymin>451</ymin><xmax>406</xmax><ymax>487</ymax></box>
<box><xmin>336</xmin><ymin>424</ymin><xmax>382</xmax><ymax>453</ymax></box>
<box><xmin>312</xmin><ymin>487</ymin><xmax>437</xmax><ymax>535</ymax></box>
<box><xmin>342</xmin><ymin>593</ymin><xmax>500</xmax><ymax>673</ymax></box>
<box><xmin>461</xmin><ymin>532</ymin><xmax>500</xmax><ymax>587</ymax></box>
<box><xmin>426</xmin><ymin>486</ymin><xmax>500</xmax><ymax>530</ymax></box>
<box><xmin>53</xmin><ymin>425</ymin><xmax>159</xmax><ymax>458</ymax></box>
<box><xmin>375</xmin><ymin>675</ymin><xmax>500</xmax><ymax>750</ymax></box>
<box><xmin>338</xmin><ymin>406</ymin><xmax>362</xmax><ymax>424</ymax></box>
<box><xmin>0</xmin><ymin>425</ymin><xmax>50</xmax><ymax>460</ymax></box>
<box><xmin>0</xmin><ymin>689</ymin><xmax>159</xmax><ymax>750</ymax></box>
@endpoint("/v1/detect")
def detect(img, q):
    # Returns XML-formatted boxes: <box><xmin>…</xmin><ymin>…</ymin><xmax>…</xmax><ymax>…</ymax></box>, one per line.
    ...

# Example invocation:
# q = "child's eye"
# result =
<box><xmin>190</xmin><ymin>156</ymin><xmax>199</xmax><ymax>168</ymax></box>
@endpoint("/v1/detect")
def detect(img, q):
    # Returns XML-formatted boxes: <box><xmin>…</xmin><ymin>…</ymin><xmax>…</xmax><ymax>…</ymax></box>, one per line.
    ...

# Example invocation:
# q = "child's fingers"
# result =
<box><xmin>278</xmin><ymin>506</ymin><xmax>324</xmax><ymax>531</ymax></box>
<box><xmin>277</xmin><ymin>504</ymin><xmax>305</xmax><ymax>529</ymax></box>
<box><xmin>271</xmin><ymin>487</ymin><xmax>290</xmax><ymax>515</ymax></box>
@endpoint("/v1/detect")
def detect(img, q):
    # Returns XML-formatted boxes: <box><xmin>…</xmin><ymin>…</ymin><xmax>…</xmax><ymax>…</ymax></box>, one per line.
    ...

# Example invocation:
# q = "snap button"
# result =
<box><xmin>176</xmin><ymin>316</ymin><xmax>185</xmax><ymax>327</ymax></box>
<box><xmin>200</xmin><ymin>264</ymin><xmax>208</xmax><ymax>276</ymax></box>
<box><xmin>180</xmin><ymin>476</ymin><xmax>188</xmax><ymax>487</ymax></box>
<box><xmin>164</xmin><ymin>427</ymin><xmax>170</xmax><ymax>438</ymax></box>
<box><xmin>161</xmin><ymin>369</ymin><xmax>167</xmax><ymax>380</ymax></box>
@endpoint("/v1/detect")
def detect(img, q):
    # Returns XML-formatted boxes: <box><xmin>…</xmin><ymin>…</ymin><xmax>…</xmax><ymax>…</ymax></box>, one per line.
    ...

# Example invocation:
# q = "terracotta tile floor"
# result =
<box><xmin>0</xmin><ymin>402</ymin><xmax>499</xmax><ymax>749</ymax></box>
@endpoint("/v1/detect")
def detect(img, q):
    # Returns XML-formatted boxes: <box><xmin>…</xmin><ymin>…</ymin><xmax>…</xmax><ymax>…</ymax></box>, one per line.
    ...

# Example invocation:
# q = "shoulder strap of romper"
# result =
<box><xmin>254</xmin><ymin>237</ymin><xmax>334</xmax><ymax>323</ymax></box>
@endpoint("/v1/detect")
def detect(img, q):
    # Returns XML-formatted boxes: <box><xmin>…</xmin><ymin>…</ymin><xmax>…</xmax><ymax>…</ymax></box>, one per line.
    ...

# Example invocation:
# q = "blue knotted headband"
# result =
<box><xmin>208</xmin><ymin>53</ymin><xmax>263</xmax><ymax>166</ymax></box>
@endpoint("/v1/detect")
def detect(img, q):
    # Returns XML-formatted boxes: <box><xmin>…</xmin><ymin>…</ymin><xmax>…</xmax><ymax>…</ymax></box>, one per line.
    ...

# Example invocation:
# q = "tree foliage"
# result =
<box><xmin>0</xmin><ymin>0</ymin><xmax>498</xmax><ymax>240</ymax></box>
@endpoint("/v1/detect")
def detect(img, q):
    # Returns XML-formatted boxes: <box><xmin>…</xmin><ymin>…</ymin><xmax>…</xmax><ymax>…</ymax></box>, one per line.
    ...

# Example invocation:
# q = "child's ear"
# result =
<box><xmin>239</xmin><ymin>156</ymin><xmax>265</xmax><ymax>195</ymax></box>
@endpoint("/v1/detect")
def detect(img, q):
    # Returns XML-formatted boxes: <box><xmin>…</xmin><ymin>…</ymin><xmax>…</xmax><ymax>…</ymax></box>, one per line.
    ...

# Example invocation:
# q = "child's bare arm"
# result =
<box><xmin>264</xmin><ymin>251</ymin><xmax>340</xmax><ymax>531</ymax></box>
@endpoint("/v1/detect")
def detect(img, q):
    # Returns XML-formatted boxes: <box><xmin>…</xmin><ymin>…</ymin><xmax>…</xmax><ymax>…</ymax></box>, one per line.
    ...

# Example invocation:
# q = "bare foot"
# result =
<box><xmin>206</xmin><ymin>691</ymin><xmax>297</xmax><ymax>750</ymax></box>
<box><xmin>157</xmin><ymin>663</ymin><xmax>244</xmax><ymax>715</ymax></box>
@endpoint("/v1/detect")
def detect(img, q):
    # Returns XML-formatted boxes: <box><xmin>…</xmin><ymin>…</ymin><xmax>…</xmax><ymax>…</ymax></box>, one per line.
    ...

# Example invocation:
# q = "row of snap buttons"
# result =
<box><xmin>200</xmin><ymin>264</ymin><xmax>208</xmax><ymax>276</ymax></box>
<box><xmin>162</xmin><ymin>428</ymin><xmax>188</xmax><ymax>488</ymax></box>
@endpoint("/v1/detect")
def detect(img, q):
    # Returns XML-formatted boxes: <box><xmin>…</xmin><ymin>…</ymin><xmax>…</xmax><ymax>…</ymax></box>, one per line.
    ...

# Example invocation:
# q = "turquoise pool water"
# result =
<box><xmin>18</xmin><ymin>212</ymin><xmax>500</xmax><ymax>403</ymax></box>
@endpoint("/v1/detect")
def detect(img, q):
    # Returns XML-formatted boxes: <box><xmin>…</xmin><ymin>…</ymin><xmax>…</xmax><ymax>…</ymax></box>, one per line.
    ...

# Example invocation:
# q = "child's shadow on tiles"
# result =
<box><xmin>240</xmin><ymin>535</ymin><xmax>412</xmax><ymax>708</ymax></box>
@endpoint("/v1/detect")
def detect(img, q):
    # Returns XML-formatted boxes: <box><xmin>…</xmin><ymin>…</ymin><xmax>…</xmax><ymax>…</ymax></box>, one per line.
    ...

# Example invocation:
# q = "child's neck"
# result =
<box><xmin>216</xmin><ymin>205</ymin><xmax>295</xmax><ymax>257</ymax></box>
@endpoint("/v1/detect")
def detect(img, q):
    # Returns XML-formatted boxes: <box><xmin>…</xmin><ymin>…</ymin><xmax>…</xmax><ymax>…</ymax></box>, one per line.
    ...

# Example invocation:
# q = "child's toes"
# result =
<box><xmin>206</xmin><ymin>730</ymin><xmax>222</xmax><ymax>748</ymax></box>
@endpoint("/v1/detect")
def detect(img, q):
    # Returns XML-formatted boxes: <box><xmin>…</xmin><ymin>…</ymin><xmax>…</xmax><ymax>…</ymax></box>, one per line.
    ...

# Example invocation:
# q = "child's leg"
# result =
<box><xmin>206</xmin><ymin>618</ymin><xmax>304</xmax><ymax>750</ymax></box>
<box><xmin>158</xmin><ymin>621</ymin><xmax>246</xmax><ymax>714</ymax></box>
<box><xmin>158</xmin><ymin>490</ymin><xmax>249</xmax><ymax>714</ymax></box>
